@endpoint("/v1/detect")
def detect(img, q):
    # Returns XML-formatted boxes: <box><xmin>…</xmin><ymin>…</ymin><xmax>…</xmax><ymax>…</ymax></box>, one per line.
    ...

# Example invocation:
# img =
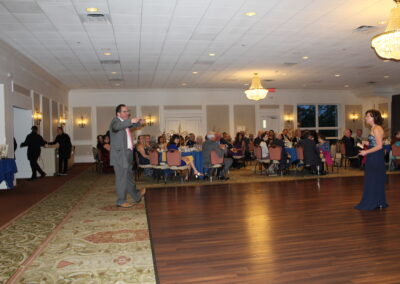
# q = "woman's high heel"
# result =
<box><xmin>194</xmin><ymin>172</ymin><xmax>204</xmax><ymax>179</ymax></box>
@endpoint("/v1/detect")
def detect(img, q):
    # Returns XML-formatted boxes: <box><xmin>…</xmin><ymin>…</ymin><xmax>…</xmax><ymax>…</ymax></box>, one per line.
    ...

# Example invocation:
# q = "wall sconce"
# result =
<box><xmin>77</xmin><ymin>115</ymin><xmax>87</xmax><ymax>128</ymax></box>
<box><xmin>349</xmin><ymin>112</ymin><xmax>359</xmax><ymax>122</ymax></box>
<box><xmin>284</xmin><ymin>113</ymin><xmax>294</xmax><ymax>123</ymax></box>
<box><xmin>59</xmin><ymin>116</ymin><xmax>66</xmax><ymax>127</ymax></box>
<box><xmin>381</xmin><ymin>111</ymin><xmax>388</xmax><ymax>119</ymax></box>
<box><xmin>32</xmin><ymin>109</ymin><xmax>42</xmax><ymax>125</ymax></box>
<box><xmin>146</xmin><ymin>114</ymin><xmax>155</xmax><ymax>126</ymax></box>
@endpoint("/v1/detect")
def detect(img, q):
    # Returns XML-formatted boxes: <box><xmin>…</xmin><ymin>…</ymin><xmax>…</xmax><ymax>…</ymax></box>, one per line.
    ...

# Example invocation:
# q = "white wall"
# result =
<box><xmin>0</xmin><ymin>40</ymin><xmax>69</xmax><ymax>158</ymax></box>
<box><xmin>69</xmin><ymin>88</ymin><xmax>390</xmax><ymax>162</ymax></box>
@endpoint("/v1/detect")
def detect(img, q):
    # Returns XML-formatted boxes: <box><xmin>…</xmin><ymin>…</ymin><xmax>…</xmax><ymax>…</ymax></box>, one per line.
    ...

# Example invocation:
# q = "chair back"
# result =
<box><xmin>167</xmin><ymin>150</ymin><xmax>182</xmax><ymax>166</ymax></box>
<box><xmin>254</xmin><ymin>146</ymin><xmax>262</xmax><ymax>159</ymax></box>
<box><xmin>211</xmin><ymin>150</ymin><xmax>223</xmax><ymax>164</ymax></box>
<box><xmin>340</xmin><ymin>142</ymin><xmax>346</xmax><ymax>155</ymax></box>
<box><xmin>296</xmin><ymin>146</ymin><xmax>304</xmax><ymax>160</ymax></box>
<box><xmin>269</xmin><ymin>146</ymin><xmax>282</xmax><ymax>161</ymax></box>
<box><xmin>392</xmin><ymin>144</ymin><xmax>400</xmax><ymax>156</ymax></box>
<box><xmin>149</xmin><ymin>150</ymin><xmax>159</xmax><ymax>166</ymax></box>
<box><xmin>248</xmin><ymin>141</ymin><xmax>255</xmax><ymax>152</ymax></box>
<box><xmin>92</xmin><ymin>147</ymin><xmax>98</xmax><ymax>161</ymax></box>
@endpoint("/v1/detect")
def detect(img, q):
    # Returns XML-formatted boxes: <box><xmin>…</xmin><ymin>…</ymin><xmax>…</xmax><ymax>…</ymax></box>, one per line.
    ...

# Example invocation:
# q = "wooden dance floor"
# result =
<box><xmin>146</xmin><ymin>174</ymin><xmax>400</xmax><ymax>283</ymax></box>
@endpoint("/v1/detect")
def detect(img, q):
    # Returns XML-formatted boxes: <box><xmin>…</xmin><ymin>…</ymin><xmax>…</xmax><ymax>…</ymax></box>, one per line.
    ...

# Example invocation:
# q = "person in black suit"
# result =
<box><xmin>342</xmin><ymin>129</ymin><xmax>360</xmax><ymax>167</ymax></box>
<box><xmin>299</xmin><ymin>131</ymin><xmax>325</xmax><ymax>175</ymax></box>
<box><xmin>20</xmin><ymin>126</ymin><xmax>47</xmax><ymax>180</ymax></box>
<box><xmin>48</xmin><ymin>127</ymin><xmax>72</xmax><ymax>175</ymax></box>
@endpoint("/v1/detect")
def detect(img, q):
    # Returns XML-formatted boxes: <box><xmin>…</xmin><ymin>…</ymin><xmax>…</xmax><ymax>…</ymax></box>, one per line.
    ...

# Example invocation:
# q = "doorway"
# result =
<box><xmin>13</xmin><ymin>107</ymin><xmax>33</xmax><ymax>178</ymax></box>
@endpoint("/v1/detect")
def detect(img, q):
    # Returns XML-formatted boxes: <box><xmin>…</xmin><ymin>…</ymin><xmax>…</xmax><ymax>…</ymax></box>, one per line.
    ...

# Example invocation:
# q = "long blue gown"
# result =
<box><xmin>355</xmin><ymin>134</ymin><xmax>388</xmax><ymax>210</ymax></box>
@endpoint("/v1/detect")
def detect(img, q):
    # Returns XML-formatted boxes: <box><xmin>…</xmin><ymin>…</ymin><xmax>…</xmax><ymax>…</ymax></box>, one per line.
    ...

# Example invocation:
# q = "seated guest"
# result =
<box><xmin>272</xmin><ymin>133</ymin><xmax>288</xmax><ymax>170</ymax></box>
<box><xmin>195</xmin><ymin>136</ymin><xmax>204</xmax><ymax>149</ymax></box>
<box><xmin>100</xmin><ymin>135</ymin><xmax>113</xmax><ymax>173</ymax></box>
<box><xmin>342</xmin><ymin>129</ymin><xmax>360</xmax><ymax>167</ymax></box>
<box><xmin>282</xmin><ymin>129</ymin><xmax>291</xmax><ymax>142</ymax></box>
<box><xmin>292</xmin><ymin>129</ymin><xmax>301</xmax><ymax>146</ymax></box>
<box><xmin>186</xmin><ymin>133</ymin><xmax>196</xmax><ymax>147</ymax></box>
<box><xmin>299</xmin><ymin>131</ymin><xmax>326</xmax><ymax>175</ymax></box>
<box><xmin>391</xmin><ymin>130</ymin><xmax>400</xmax><ymax>145</ymax></box>
<box><xmin>136</xmin><ymin>135</ymin><xmax>150</xmax><ymax>165</ymax></box>
<box><xmin>167</xmin><ymin>134</ymin><xmax>203</xmax><ymax>177</ymax></box>
<box><xmin>267</xmin><ymin>130</ymin><xmax>275</xmax><ymax>146</ymax></box>
<box><xmin>219</xmin><ymin>132</ymin><xmax>229</xmax><ymax>145</ymax></box>
<box><xmin>202</xmin><ymin>131</ymin><xmax>233</xmax><ymax>180</ymax></box>
<box><xmin>317</xmin><ymin>133</ymin><xmax>333</xmax><ymax>168</ymax></box>
<box><xmin>233</xmin><ymin>132</ymin><xmax>246</xmax><ymax>155</ymax></box>
<box><xmin>259</xmin><ymin>133</ymin><xmax>270</xmax><ymax>159</ymax></box>
<box><xmin>254</xmin><ymin>130</ymin><xmax>265</xmax><ymax>146</ymax></box>
<box><xmin>96</xmin><ymin>135</ymin><xmax>104</xmax><ymax>160</ymax></box>
<box><xmin>157</xmin><ymin>135</ymin><xmax>168</xmax><ymax>151</ymax></box>
<box><xmin>355</xmin><ymin>129</ymin><xmax>364</xmax><ymax>146</ymax></box>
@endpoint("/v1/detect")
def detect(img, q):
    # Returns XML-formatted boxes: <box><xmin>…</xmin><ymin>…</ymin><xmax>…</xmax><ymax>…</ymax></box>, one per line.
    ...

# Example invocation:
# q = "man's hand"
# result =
<box><xmin>131</xmin><ymin>117</ymin><xmax>141</xmax><ymax>124</ymax></box>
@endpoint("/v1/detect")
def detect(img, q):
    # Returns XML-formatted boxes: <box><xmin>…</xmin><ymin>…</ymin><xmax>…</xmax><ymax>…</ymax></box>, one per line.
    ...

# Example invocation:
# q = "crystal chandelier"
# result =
<box><xmin>244</xmin><ymin>73</ymin><xmax>268</xmax><ymax>101</ymax></box>
<box><xmin>371</xmin><ymin>0</ymin><xmax>400</xmax><ymax>60</ymax></box>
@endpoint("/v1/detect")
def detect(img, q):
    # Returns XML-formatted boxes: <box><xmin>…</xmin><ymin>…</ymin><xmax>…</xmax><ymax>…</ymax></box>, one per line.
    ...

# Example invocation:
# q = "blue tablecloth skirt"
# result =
<box><xmin>0</xmin><ymin>159</ymin><xmax>18</xmax><ymax>189</ymax></box>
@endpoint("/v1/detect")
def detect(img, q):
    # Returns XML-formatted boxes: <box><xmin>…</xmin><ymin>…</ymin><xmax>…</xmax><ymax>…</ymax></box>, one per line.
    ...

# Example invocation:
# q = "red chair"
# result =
<box><xmin>253</xmin><ymin>146</ymin><xmax>270</xmax><ymax>174</ymax></box>
<box><xmin>166</xmin><ymin>150</ymin><xmax>189</xmax><ymax>182</ymax></box>
<box><xmin>208</xmin><ymin>150</ymin><xmax>223</xmax><ymax>182</ymax></box>
<box><xmin>149</xmin><ymin>150</ymin><xmax>168</xmax><ymax>183</ymax></box>
<box><xmin>391</xmin><ymin>144</ymin><xmax>400</xmax><ymax>170</ymax></box>
<box><xmin>268</xmin><ymin>146</ymin><xmax>282</xmax><ymax>175</ymax></box>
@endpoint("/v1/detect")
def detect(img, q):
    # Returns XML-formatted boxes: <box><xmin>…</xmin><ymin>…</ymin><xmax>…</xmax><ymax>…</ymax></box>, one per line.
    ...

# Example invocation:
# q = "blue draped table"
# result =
<box><xmin>285</xmin><ymin>147</ymin><xmax>298</xmax><ymax>163</ymax></box>
<box><xmin>0</xmin><ymin>159</ymin><xmax>18</xmax><ymax>189</ymax></box>
<box><xmin>182</xmin><ymin>151</ymin><xmax>204</xmax><ymax>174</ymax></box>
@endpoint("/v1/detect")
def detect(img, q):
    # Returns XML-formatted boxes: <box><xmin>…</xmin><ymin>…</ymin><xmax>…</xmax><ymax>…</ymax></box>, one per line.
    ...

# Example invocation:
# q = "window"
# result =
<box><xmin>297</xmin><ymin>104</ymin><xmax>339</xmax><ymax>138</ymax></box>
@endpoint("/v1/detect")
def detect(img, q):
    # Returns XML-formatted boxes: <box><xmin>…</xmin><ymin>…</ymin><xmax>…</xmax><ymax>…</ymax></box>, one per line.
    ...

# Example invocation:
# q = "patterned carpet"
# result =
<box><xmin>0</xmin><ymin>169</ymin><xmax>155</xmax><ymax>284</ymax></box>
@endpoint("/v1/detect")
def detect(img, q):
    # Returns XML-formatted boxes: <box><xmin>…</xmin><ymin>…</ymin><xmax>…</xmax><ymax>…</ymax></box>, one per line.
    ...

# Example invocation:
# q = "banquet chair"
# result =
<box><xmin>149</xmin><ymin>150</ymin><xmax>168</xmax><ymax>183</ymax></box>
<box><xmin>339</xmin><ymin>142</ymin><xmax>359</xmax><ymax>168</ymax></box>
<box><xmin>253</xmin><ymin>146</ymin><xmax>270</xmax><ymax>174</ymax></box>
<box><xmin>205</xmin><ymin>150</ymin><xmax>224</xmax><ymax>182</ymax></box>
<box><xmin>135</xmin><ymin>151</ymin><xmax>153</xmax><ymax>181</ymax></box>
<box><xmin>92</xmin><ymin>147</ymin><xmax>103</xmax><ymax>174</ymax></box>
<box><xmin>166</xmin><ymin>150</ymin><xmax>189</xmax><ymax>182</ymax></box>
<box><xmin>268</xmin><ymin>146</ymin><xmax>282</xmax><ymax>176</ymax></box>
<box><xmin>390</xmin><ymin>144</ymin><xmax>400</xmax><ymax>170</ymax></box>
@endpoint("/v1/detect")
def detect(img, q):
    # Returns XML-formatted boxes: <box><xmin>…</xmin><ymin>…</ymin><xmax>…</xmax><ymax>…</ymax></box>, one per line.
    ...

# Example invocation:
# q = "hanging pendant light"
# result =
<box><xmin>244</xmin><ymin>73</ymin><xmax>268</xmax><ymax>101</ymax></box>
<box><xmin>371</xmin><ymin>0</ymin><xmax>400</xmax><ymax>60</ymax></box>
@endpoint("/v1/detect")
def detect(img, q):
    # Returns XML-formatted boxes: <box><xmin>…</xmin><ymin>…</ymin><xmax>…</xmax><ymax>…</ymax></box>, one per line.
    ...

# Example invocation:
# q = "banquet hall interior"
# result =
<box><xmin>1</xmin><ymin>0</ymin><xmax>400</xmax><ymax>283</ymax></box>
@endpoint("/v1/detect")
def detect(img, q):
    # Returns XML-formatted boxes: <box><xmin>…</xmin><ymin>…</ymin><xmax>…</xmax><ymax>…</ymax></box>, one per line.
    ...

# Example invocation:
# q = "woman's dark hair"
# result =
<box><xmin>234</xmin><ymin>132</ymin><xmax>244</xmax><ymax>145</ymax></box>
<box><xmin>365</xmin><ymin>109</ymin><xmax>383</xmax><ymax>125</ymax></box>
<box><xmin>168</xmin><ymin>134</ymin><xmax>181</xmax><ymax>146</ymax></box>
<box><xmin>157</xmin><ymin>135</ymin><xmax>164</xmax><ymax>144</ymax></box>
<box><xmin>317</xmin><ymin>133</ymin><xmax>326</xmax><ymax>140</ymax></box>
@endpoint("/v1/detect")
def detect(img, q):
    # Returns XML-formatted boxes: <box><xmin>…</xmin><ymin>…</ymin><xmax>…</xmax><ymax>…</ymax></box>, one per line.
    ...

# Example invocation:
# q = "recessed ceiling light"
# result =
<box><xmin>115</xmin><ymin>83</ymin><xmax>120</xmax><ymax>86</ymax></box>
<box><xmin>208</xmin><ymin>53</ymin><xmax>216</xmax><ymax>56</ymax></box>
<box><xmin>86</xmin><ymin>7</ymin><xmax>98</xmax><ymax>13</ymax></box>
<box><xmin>104</xmin><ymin>52</ymin><xmax>112</xmax><ymax>56</ymax></box>
<box><xmin>344</xmin><ymin>84</ymin><xmax>349</xmax><ymax>88</ymax></box>
<box><xmin>302</xmin><ymin>84</ymin><xmax>307</xmax><ymax>87</ymax></box>
<box><xmin>281</xmin><ymin>72</ymin><xmax>287</xmax><ymax>76</ymax></box>
<box><xmin>378</xmin><ymin>20</ymin><xmax>386</xmax><ymax>25</ymax></box>
<box><xmin>111</xmin><ymin>71</ymin><xmax>117</xmax><ymax>74</ymax></box>
<box><xmin>245</xmin><ymin>12</ymin><xmax>256</xmax><ymax>17</ymax></box>
<box><xmin>334</xmin><ymin>74</ymin><xmax>341</xmax><ymax>77</ymax></box>
<box><xmin>181</xmin><ymin>83</ymin><xmax>187</xmax><ymax>86</ymax></box>
<box><xmin>192</xmin><ymin>71</ymin><xmax>198</xmax><ymax>74</ymax></box>
<box><xmin>302</xmin><ymin>56</ymin><xmax>309</xmax><ymax>60</ymax></box>
<box><xmin>384</xmin><ymin>75</ymin><xmax>390</xmax><ymax>78</ymax></box>
<box><xmin>244</xmin><ymin>83</ymin><xmax>249</xmax><ymax>86</ymax></box>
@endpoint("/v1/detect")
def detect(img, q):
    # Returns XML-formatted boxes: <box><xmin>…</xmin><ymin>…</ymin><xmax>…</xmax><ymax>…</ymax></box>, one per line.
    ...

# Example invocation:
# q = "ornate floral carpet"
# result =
<box><xmin>0</xmin><ymin>169</ymin><xmax>156</xmax><ymax>284</ymax></box>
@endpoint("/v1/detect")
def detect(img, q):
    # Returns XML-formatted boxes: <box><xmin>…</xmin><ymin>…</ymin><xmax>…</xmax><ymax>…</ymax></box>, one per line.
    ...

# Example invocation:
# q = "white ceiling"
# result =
<box><xmin>0</xmin><ymin>0</ymin><xmax>399</xmax><ymax>91</ymax></box>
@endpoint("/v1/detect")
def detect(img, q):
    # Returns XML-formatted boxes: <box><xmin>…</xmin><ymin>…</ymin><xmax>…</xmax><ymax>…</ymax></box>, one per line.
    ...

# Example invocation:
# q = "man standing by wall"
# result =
<box><xmin>109</xmin><ymin>104</ymin><xmax>146</xmax><ymax>208</ymax></box>
<box><xmin>20</xmin><ymin>126</ymin><xmax>46</xmax><ymax>180</ymax></box>
<box><xmin>48</xmin><ymin>127</ymin><xmax>72</xmax><ymax>176</ymax></box>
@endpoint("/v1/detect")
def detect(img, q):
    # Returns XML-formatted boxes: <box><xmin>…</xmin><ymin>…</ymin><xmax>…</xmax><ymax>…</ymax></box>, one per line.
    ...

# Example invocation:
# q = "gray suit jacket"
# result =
<box><xmin>202</xmin><ymin>140</ymin><xmax>225</xmax><ymax>168</ymax></box>
<box><xmin>109</xmin><ymin>117</ymin><xmax>141</xmax><ymax>168</ymax></box>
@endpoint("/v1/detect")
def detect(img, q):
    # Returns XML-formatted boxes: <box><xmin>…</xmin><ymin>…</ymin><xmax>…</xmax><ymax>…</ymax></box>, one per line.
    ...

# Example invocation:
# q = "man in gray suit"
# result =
<box><xmin>202</xmin><ymin>131</ymin><xmax>233</xmax><ymax>180</ymax></box>
<box><xmin>110</xmin><ymin>104</ymin><xmax>146</xmax><ymax>208</ymax></box>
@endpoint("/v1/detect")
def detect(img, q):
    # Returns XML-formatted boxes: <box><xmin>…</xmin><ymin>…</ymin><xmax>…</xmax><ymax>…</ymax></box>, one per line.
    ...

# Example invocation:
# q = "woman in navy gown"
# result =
<box><xmin>355</xmin><ymin>109</ymin><xmax>388</xmax><ymax>210</ymax></box>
